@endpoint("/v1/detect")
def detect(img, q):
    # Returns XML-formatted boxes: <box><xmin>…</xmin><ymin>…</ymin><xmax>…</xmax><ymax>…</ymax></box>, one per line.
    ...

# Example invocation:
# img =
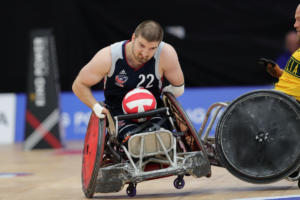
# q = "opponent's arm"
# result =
<box><xmin>160</xmin><ymin>44</ymin><xmax>185</xmax><ymax>97</ymax></box>
<box><xmin>72</xmin><ymin>47</ymin><xmax>111</xmax><ymax>117</ymax></box>
<box><xmin>259</xmin><ymin>58</ymin><xmax>284</xmax><ymax>78</ymax></box>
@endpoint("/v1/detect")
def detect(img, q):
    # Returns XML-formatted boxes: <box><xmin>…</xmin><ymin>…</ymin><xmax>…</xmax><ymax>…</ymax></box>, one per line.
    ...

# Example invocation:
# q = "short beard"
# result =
<box><xmin>132</xmin><ymin>40</ymin><xmax>147</xmax><ymax>64</ymax></box>
<box><xmin>298</xmin><ymin>35</ymin><xmax>300</xmax><ymax>43</ymax></box>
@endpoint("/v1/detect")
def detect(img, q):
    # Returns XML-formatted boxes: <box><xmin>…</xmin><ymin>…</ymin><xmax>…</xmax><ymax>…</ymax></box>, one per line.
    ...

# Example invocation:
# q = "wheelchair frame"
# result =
<box><xmin>198</xmin><ymin>90</ymin><xmax>300</xmax><ymax>187</ymax></box>
<box><xmin>81</xmin><ymin>92</ymin><xmax>211</xmax><ymax>198</ymax></box>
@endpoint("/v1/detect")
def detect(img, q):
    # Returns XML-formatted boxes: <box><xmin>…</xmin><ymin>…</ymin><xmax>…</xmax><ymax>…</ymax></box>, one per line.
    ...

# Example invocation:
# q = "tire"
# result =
<box><xmin>215</xmin><ymin>90</ymin><xmax>300</xmax><ymax>184</ymax></box>
<box><xmin>81</xmin><ymin>102</ymin><xmax>107</xmax><ymax>198</ymax></box>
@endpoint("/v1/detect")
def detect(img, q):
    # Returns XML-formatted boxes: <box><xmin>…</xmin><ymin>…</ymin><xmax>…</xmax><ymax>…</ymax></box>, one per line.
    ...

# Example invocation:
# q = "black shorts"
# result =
<box><xmin>108</xmin><ymin>106</ymin><xmax>170</xmax><ymax>140</ymax></box>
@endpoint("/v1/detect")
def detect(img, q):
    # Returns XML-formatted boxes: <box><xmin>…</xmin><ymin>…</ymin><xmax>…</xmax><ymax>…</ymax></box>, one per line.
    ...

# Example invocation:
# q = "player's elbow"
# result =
<box><xmin>163</xmin><ymin>83</ymin><xmax>185</xmax><ymax>97</ymax></box>
<box><xmin>72</xmin><ymin>78</ymin><xmax>82</xmax><ymax>96</ymax></box>
<box><xmin>72</xmin><ymin>80</ymin><xmax>78</xmax><ymax>95</ymax></box>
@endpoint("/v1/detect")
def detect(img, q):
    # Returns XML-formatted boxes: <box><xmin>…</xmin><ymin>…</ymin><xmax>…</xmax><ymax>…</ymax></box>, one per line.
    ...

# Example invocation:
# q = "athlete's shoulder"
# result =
<box><xmin>160</xmin><ymin>43</ymin><xmax>178</xmax><ymax>66</ymax></box>
<box><xmin>111</xmin><ymin>40</ymin><xmax>127</xmax><ymax>60</ymax></box>
<box><xmin>92</xmin><ymin>46</ymin><xmax>112</xmax><ymax>67</ymax></box>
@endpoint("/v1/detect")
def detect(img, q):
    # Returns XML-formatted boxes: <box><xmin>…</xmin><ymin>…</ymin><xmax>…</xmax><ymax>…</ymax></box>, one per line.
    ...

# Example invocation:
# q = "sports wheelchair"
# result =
<box><xmin>81</xmin><ymin>92</ymin><xmax>211</xmax><ymax>198</ymax></box>
<box><xmin>199</xmin><ymin>89</ymin><xmax>300</xmax><ymax>187</ymax></box>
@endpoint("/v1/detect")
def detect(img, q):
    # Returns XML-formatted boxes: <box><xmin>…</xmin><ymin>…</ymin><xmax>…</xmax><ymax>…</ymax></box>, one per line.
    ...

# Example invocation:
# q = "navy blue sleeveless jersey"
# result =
<box><xmin>104</xmin><ymin>40</ymin><xmax>165</xmax><ymax>110</ymax></box>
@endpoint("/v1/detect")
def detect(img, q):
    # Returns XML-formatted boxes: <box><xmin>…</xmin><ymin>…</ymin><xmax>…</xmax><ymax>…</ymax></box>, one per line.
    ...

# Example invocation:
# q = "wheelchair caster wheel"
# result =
<box><xmin>126</xmin><ymin>183</ymin><xmax>137</xmax><ymax>197</ymax></box>
<box><xmin>298</xmin><ymin>180</ymin><xmax>300</xmax><ymax>189</ymax></box>
<box><xmin>174</xmin><ymin>178</ymin><xmax>185</xmax><ymax>189</ymax></box>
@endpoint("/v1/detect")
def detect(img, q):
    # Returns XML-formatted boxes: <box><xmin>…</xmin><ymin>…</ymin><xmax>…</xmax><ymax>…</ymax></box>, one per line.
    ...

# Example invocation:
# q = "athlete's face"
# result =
<box><xmin>294</xmin><ymin>5</ymin><xmax>300</xmax><ymax>43</ymax></box>
<box><xmin>132</xmin><ymin>34</ymin><xmax>160</xmax><ymax>64</ymax></box>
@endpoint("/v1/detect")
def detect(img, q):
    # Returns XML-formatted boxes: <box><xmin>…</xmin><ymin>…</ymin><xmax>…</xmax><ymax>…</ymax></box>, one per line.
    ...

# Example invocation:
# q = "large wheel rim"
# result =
<box><xmin>215</xmin><ymin>90</ymin><xmax>300</xmax><ymax>184</ymax></box>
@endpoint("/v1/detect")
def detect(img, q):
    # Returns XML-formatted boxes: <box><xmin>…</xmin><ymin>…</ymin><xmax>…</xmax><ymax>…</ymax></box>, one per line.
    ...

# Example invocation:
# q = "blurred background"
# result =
<box><xmin>1</xmin><ymin>0</ymin><xmax>300</xmax><ymax>144</ymax></box>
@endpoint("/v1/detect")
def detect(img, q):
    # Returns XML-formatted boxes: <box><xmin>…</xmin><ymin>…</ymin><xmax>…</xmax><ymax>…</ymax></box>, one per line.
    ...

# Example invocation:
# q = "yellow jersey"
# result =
<box><xmin>275</xmin><ymin>49</ymin><xmax>300</xmax><ymax>102</ymax></box>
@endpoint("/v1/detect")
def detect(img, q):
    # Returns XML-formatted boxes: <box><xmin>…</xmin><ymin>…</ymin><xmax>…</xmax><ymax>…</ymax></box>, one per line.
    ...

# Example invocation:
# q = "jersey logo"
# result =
<box><xmin>118</xmin><ymin>120</ymin><xmax>125</xmax><ymax>128</ymax></box>
<box><xmin>115</xmin><ymin>75</ymin><xmax>128</xmax><ymax>87</ymax></box>
<box><xmin>119</xmin><ymin>70</ymin><xmax>126</xmax><ymax>75</ymax></box>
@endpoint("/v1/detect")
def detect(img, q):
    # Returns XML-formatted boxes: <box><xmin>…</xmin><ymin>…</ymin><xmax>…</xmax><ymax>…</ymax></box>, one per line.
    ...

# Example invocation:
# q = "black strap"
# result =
<box><xmin>125</xmin><ymin>121</ymin><xmax>152</xmax><ymax>137</ymax></box>
<box><xmin>124</xmin><ymin>115</ymin><xmax>170</xmax><ymax>138</ymax></box>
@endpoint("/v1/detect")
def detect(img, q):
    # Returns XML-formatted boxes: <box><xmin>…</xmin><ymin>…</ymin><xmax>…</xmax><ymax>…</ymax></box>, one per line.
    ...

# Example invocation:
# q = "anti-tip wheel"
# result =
<box><xmin>126</xmin><ymin>183</ymin><xmax>137</xmax><ymax>197</ymax></box>
<box><xmin>174</xmin><ymin>178</ymin><xmax>185</xmax><ymax>189</ymax></box>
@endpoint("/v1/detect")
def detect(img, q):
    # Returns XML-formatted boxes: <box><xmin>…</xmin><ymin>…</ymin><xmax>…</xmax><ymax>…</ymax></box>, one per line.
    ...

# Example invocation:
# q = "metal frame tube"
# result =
<box><xmin>201</xmin><ymin>106</ymin><xmax>223</xmax><ymax>140</ymax></box>
<box><xmin>139</xmin><ymin>136</ymin><xmax>145</xmax><ymax>170</ymax></box>
<box><xmin>166</xmin><ymin>108</ymin><xmax>176</xmax><ymax>131</ymax></box>
<box><xmin>114</xmin><ymin>116</ymin><xmax>119</xmax><ymax>138</ymax></box>
<box><xmin>198</xmin><ymin>102</ymin><xmax>229</xmax><ymax>139</ymax></box>
<box><xmin>156</xmin><ymin>133</ymin><xmax>175</xmax><ymax>167</ymax></box>
<box><xmin>120</xmin><ymin>145</ymin><xmax>138</xmax><ymax>173</ymax></box>
<box><xmin>177</xmin><ymin>152</ymin><xmax>198</xmax><ymax>156</ymax></box>
<box><xmin>285</xmin><ymin>169</ymin><xmax>300</xmax><ymax>181</ymax></box>
<box><xmin>173</xmin><ymin>137</ymin><xmax>177</xmax><ymax>167</ymax></box>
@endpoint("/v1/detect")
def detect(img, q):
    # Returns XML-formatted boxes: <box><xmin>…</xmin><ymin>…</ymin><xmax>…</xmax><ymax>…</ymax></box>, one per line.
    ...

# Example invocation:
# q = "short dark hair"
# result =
<box><xmin>134</xmin><ymin>20</ymin><xmax>164</xmax><ymax>42</ymax></box>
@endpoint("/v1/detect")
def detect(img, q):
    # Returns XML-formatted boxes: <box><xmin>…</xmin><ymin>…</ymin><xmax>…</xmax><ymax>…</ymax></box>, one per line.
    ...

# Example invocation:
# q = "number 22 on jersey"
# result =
<box><xmin>136</xmin><ymin>74</ymin><xmax>154</xmax><ymax>88</ymax></box>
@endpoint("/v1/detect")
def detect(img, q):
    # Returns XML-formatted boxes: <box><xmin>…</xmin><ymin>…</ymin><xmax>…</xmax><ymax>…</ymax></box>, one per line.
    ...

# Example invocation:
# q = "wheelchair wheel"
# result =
<box><xmin>215</xmin><ymin>90</ymin><xmax>300</xmax><ymax>184</ymax></box>
<box><xmin>81</xmin><ymin>102</ymin><xmax>107</xmax><ymax>198</ymax></box>
<box><xmin>163</xmin><ymin>92</ymin><xmax>211</xmax><ymax>174</ymax></box>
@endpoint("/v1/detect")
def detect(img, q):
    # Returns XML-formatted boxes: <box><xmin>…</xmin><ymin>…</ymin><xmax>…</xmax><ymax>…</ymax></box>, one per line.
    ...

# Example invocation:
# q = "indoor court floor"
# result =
<box><xmin>1</xmin><ymin>141</ymin><xmax>300</xmax><ymax>200</ymax></box>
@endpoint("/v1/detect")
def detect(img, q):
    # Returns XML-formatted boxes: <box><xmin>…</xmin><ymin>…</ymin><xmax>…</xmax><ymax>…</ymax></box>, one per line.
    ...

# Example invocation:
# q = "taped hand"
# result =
<box><xmin>259</xmin><ymin>58</ymin><xmax>277</xmax><ymax>69</ymax></box>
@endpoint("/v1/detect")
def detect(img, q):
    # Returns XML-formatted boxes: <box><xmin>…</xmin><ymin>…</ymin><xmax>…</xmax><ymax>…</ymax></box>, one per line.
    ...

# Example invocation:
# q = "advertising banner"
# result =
<box><xmin>0</xmin><ymin>94</ymin><xmax>16</xmax><ymax>144</ymax></box>
<box><xmin>23</xmin><ymin>29</ymin><xmax>63</xmax><ymax>150</ymax></box>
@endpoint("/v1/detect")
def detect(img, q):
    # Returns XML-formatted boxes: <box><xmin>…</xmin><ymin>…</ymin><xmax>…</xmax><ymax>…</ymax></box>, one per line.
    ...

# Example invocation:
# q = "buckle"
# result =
<box><xmin>122</xmin><ymin>135</ymin><xmax>131</xmax><ymax>144</ymax></box>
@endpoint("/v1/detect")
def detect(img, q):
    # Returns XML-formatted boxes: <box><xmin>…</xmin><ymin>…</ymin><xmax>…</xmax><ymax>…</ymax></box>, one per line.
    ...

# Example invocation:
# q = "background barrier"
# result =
<box><xmin>13</xmin><ymin>85</ymin><xmax>273</xmax><ymax>143</ymax></box>
<box><xmin>0</xmin><ymin>94</ymin><xmax>16</xmax><ymax>144</ymax></box>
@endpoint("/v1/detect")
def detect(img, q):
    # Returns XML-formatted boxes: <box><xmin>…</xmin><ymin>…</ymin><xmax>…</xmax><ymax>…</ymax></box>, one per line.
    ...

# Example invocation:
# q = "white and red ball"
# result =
<box><xmin>122</xmin><ymin>88</ymin><xmax>157</xmax><ymax>122</ymax></box>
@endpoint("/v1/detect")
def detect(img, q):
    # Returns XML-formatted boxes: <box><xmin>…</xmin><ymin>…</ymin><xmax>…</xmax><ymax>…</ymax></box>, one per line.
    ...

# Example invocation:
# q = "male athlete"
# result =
<box><xmin>72</xmin><ymin>20</ymin><xmax>185</xmax><ymax>141</ymax></box>
<box><xmin>259</xmin><ymin>4</ymin><xmax>300</xmax><ymax>102</ymax></box>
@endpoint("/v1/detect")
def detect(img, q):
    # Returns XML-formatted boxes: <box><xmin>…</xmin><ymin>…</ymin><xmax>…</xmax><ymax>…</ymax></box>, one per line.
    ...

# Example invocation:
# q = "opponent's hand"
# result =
<box><xmin>259</xmin><ymin>58</ymin><xmax>277</xmax><ymax>69</ymax></box>
<box><xmin>93</xmin><ymin>103</ymin><xmax>108</xmax><ymax>119</ymax></box>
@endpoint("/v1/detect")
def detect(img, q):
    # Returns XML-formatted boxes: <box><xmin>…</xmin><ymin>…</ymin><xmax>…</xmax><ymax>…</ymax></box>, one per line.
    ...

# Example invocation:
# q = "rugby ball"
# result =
<box><xmin>122</xmin><ymin>88</ymin><xmax>157</xmax><ymax>122</ymax></box>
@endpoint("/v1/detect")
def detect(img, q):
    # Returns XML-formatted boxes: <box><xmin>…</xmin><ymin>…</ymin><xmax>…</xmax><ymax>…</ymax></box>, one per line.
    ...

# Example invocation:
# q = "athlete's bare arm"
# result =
<box><xmin>160</xmin><ymin>43</ymin><xmax>184</xmax><ymax>86</ymax></box>
<box><xmin>266</xmin><ymin>64</ymin><xmax>284</xmax><ymax>78</ymax></box>
<box><xmin>72</xmin><ymin>46</ymin><xmax>111</xmax><ymax>113</ymax></box>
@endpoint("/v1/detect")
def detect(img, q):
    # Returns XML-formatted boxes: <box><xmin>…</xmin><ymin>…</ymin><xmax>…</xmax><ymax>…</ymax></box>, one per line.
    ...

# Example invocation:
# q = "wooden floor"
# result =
<box><xmin>1</xmin><ymin>141</ymin><xmax>299</xmax><ymax>200</ymax></box>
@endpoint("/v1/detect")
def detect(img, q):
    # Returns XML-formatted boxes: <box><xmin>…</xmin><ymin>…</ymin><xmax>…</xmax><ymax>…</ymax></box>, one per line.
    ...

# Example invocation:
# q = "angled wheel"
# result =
<box><xmin>163</xmin><ymin>92</ymin><xmax>211</xmax><ymax>174</ymax></box>
<box><xmin>81</xmin><ymin>102</ymin><xmax>107</xmax><ymax>198</ymax></box>
<box><xmin>215</xmin><ymin>90</ymin><xmax>300</xmax><ymax>184</ymax></box>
